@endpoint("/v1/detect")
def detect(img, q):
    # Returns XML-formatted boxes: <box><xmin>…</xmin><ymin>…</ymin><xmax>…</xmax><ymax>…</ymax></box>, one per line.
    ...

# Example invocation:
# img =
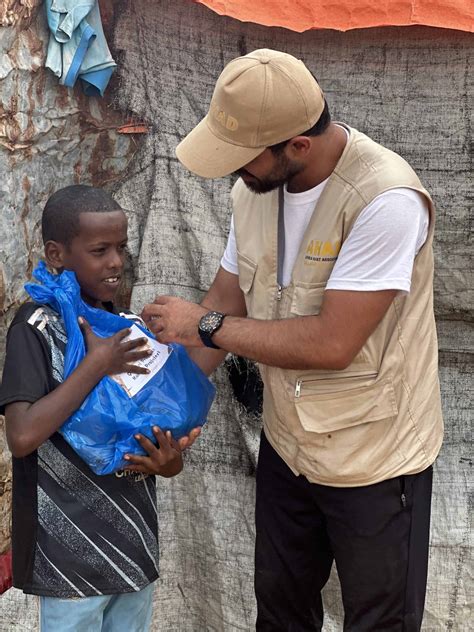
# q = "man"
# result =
<box><xmin>142</xmin><ymin>49</ymin><xmax>443</xmax><ymax>631</ymax></box>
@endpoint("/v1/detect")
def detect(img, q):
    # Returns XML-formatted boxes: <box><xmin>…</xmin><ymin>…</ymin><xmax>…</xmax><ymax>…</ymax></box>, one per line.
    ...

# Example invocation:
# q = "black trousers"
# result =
<box><xmin>255</xmin><ymin>432</ymin><xmax>433</xmax><ymax>632</ymax></box>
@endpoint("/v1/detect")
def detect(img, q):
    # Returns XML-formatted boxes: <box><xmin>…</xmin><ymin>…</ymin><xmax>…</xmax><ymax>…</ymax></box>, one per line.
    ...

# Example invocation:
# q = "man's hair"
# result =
<box><xmin>42</xmin><ymin>185</ymin><xmax>123</xmax><ymax>246</ymax></box>
<box><xmin>269</xmin><ymin>100</ymin><xmax>331</xmax><ymax>154</ymax></box>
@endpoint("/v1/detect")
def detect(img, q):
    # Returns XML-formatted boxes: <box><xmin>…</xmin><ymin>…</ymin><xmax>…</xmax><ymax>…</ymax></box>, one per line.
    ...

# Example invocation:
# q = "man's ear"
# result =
<box><xmin>44</xmin><ymin>240</ymin><xmax>66</xmax><ymax>271</ymax></box>
<box><xmin>285</xmin><ymin>136</ymin><xmax>312</xmax><ymax>158</ymax></box>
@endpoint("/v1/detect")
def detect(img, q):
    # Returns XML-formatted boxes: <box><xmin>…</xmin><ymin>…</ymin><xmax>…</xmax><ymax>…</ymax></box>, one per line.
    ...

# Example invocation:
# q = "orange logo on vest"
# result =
<box><xmin>304</xmin><ymin>240</ymin><xmax>341</xmax><ymax>263</ymax></box>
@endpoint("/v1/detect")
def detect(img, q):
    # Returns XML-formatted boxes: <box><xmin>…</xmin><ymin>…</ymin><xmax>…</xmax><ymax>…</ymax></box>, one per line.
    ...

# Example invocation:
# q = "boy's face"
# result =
<box><xmin>49</xmin><ymin>210</ymin><xmax>128</xmax><ymax>308</ymax></box>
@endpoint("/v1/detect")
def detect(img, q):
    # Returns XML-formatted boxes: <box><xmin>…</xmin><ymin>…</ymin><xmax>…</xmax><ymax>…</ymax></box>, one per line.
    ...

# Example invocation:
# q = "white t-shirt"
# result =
<box><xmin>221</xmin><ymin>180</ymin><xmax>429</xmax><ymax>294</ymax></box>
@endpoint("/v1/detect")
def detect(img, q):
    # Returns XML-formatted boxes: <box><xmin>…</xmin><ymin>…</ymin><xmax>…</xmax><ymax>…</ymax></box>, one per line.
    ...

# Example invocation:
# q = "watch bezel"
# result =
<box><xmin>198</xmin><ymin>311</ymin><xmax>225</xmax><ymax>348</ymax></box>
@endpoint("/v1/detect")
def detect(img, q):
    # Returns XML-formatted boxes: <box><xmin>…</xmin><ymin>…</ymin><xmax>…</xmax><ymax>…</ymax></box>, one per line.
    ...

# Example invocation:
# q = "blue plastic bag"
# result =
<box><xmin>25</xmin><ymin>262</ymin><xmax>215</xmax><ymax>475</ymax></box>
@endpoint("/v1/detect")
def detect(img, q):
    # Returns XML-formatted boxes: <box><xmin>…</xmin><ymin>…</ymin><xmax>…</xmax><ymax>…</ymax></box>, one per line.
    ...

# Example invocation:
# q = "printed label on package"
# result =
<box><xmin>111</xmin><ymin>324</ymin><xmax>171</xmax><ymax>397</ymax></box>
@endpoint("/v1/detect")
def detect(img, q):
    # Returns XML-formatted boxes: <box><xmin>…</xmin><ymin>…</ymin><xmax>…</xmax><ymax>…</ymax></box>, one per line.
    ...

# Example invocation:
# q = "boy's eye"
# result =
<box><xmin>91</xmin><ymin>248</ymin><xmax>106</xmax><ymax>255</ymax></box>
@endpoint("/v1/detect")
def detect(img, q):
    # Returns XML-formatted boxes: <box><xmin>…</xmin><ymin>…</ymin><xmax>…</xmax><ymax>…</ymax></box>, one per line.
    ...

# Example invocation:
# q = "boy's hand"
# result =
<box><xmin>124</xmin><ymin>426</ymin><xmax>202</xmax><ymax>477</ymax></box>
<box><xmin>176</xmin><ymin>426</ymin><xmax>202</xmax><ymax>450</ymax></box>
<box><xmin>79</xmin><ymin>318</ymin><xmax>152</xmax><ymax>377</ymax></box>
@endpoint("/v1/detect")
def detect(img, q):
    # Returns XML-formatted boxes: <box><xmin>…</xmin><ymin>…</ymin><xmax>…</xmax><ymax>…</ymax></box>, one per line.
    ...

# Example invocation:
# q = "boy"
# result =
<box><xmin>0</xmin><ymin>185</ymin><xmax>200</xmax><ymax>631</ymax></box>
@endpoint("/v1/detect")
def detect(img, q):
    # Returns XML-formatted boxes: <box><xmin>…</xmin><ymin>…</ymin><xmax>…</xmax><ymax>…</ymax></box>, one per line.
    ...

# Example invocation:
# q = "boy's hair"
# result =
<box><xmin>42</xmin><ymin>185</ymin><xmax>123</xmax><ymax>246</ymax></box>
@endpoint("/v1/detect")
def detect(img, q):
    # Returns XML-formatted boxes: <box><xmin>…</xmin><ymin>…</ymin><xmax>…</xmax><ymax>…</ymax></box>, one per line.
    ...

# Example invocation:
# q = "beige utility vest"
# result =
<box><xmin>232</xmin><ymin>125</ymin><xmax>443</xmax><ymax>486</ymax></box>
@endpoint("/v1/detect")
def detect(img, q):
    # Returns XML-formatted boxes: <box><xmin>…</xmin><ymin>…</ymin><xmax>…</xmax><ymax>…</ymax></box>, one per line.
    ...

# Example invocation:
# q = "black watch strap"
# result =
<box><xmin>198</xmin><ymin>330</ymin><xmax>221</xmax><ymax>349</ymax></box>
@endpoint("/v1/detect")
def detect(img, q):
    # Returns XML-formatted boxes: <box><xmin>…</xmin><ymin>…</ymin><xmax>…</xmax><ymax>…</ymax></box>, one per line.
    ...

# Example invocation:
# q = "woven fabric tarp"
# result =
<box><xmin>0</xmin><ymin>0</ymin><xmax>471</xmax><ymax>630</ymax></box>
<box><xmin>112</xmin><ymin>3</ymin><xmax>472</xmax><ymax>629</ymax></box>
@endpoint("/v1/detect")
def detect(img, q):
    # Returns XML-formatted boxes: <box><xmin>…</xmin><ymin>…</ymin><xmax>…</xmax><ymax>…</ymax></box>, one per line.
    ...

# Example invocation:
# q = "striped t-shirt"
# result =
<box><xmin>0</xmin><ymin>303</ymin><xmax>159</xmax><ymax>597</ymax></box>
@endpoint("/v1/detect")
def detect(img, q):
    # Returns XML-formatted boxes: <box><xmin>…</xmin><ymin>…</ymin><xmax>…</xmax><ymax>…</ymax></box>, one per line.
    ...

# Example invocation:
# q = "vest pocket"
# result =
<box><xmin>237</xmin><ymin>252</ymin><xmax>257</xmax><ymax>294</ymax></box>
<box><xmin>292</xmin><ymin>376</ymin><xmax>405</xmax><ymax>482</ymax></box>
<box><xmin>290</xmin><ymin>282</ymin><xmax>326</xmax><ymax>316</ymax></box>
<box><xmin>294</xmin><ymin>376</ymin><xmax>398</xmax><ymax>433</ymax></box>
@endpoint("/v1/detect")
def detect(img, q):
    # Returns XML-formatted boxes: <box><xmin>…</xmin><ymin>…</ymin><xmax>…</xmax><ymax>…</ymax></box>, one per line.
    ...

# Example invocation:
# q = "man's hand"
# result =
<box><xmin>141</xmin><ymin>297</ymin><xmax>208</xmax><ymax>346</ymax></box>
<box><xmin>141</xmin><ymin>267</ymin><xmax>246</xmax><ymax>376</ymax></box>
<box><xmin>123</xmin><ymin>426</ymin><xmax>202</xmax><ymax>477</ymax></box>
<box><xmin>79</xmin><ymin>317</ymin><xmax>152</xmax><ymax>377</ymax></box>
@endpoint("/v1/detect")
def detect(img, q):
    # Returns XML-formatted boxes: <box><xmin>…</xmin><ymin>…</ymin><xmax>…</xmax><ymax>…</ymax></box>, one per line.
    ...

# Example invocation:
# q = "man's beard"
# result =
<box><xmin>238</xmin><ymin>173</ymin><xmax>287</xmax><ymax>194</ymax></box>
<box><xmin>235</xmin><ymin>155</ymin><xmax>303</xmax><ymax>195</ymax></box>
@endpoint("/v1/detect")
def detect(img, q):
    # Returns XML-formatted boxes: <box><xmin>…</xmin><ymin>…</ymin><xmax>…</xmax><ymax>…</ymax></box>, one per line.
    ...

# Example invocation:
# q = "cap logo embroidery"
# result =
<box><xmin>212</xmin><ymin>104</ymin><xmax>239</xmax><ymax>131</ymax></box>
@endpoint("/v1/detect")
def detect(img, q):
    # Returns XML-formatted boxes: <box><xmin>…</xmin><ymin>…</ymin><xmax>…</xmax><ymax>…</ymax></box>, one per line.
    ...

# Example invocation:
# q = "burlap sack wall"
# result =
<box><xmin>0</xmin><ymin>1</ymin><xmax>471</xmax><ymax>630</ymax></box>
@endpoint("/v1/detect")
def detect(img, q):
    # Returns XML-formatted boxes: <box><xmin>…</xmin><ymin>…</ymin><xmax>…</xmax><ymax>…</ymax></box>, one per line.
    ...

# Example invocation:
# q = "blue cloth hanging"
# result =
<box><xmin>45</xmin><ymin>1</ymin><xmax>116</xmax><ymax>97</ymax></box>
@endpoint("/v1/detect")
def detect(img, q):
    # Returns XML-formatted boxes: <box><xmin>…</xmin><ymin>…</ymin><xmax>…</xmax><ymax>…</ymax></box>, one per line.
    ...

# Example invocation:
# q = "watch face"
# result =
<box><xmin>201</xmin><ymin>311</ymin><xmax>222</xmax><ymax>333</ymax></box>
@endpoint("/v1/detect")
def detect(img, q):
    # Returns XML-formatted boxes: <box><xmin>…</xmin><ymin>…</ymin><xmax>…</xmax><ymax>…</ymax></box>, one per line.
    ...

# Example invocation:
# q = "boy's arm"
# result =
<box><xmin>5</xmin><ymin>320</ymin><xmax>151</xmax><ymax>458</ymax></box>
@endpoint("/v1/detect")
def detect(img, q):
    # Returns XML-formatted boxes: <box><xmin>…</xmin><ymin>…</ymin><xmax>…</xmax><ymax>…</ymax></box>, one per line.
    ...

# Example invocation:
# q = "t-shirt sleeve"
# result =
<box><xmin>326</xmin><ymin>189</ymin><xmax>429</xmax><ymax>293</ymax></box>
<box><xmin>220</xmin><ymin>215</ymin><xmax>239</xmax><ymax>275</ymax></box>
<box><xmin>0</xmin><ymin>321</ymin><xmax>52</xmax><ymax>415</ymax></box>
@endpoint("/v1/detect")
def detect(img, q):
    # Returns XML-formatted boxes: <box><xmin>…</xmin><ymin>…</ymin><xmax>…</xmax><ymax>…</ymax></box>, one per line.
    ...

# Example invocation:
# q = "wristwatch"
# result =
<box><xmin>198</xmin><ymin>311</ymin><xmax>226</xmax><ymax>349</ymax></box>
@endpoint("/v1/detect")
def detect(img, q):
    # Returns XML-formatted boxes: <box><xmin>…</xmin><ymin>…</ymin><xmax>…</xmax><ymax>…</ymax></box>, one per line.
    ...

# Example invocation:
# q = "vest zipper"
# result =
<box><xmin>277</xmin><ymin>187</ymin><xmax>285</xmax><ymax>304</ymax></box>
<box><xmin>294</xmin><ymin>372</ymin><xmax>378</xmax><ymax>399</ymax></box>
<box><xmin>295</xmin><ymin>379</ymin><xmax>302</xmax><ymax>397</ymax></box>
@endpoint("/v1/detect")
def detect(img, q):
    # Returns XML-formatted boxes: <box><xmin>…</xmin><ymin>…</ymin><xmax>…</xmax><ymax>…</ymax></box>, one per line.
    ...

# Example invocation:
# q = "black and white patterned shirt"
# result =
<box><xmin>0</xmin><ymin>303</ymin><xmax>159</xmax><ymax>597</ymax></box>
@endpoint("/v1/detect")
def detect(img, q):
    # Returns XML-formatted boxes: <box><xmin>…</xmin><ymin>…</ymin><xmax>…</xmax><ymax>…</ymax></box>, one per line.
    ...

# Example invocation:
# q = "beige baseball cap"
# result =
<box><xmin>176</xmin><ymin>49</ymin><xmax>325</xmax><ymax>179</ymax></box>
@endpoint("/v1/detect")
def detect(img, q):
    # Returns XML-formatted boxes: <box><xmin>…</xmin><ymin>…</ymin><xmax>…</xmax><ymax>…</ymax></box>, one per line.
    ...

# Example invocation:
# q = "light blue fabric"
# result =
<box><xmin>40</xmin><ymin>582</ymin><xmax>155</xmax><ymax>632</ymax></box>
<box><xmin>45</xmin><ymin>1</ymin><xmax>116</xmax><ymax>97</ymax></box>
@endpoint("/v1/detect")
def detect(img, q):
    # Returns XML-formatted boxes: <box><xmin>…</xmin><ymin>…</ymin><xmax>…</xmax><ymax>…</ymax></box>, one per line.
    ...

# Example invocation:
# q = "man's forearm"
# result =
<box><xmin>204</xmin><ymin>288</ymin><xmax>398</xmax><ymax>370</ymax></box>
<box><xmin>212</xmin><ymin>314</ymin><xmax>347</xmax><ymax>371</ymax></box>
<box><xmin>144</xmin><ymin>289</ymin><xmax>397</xmax><ymax>374</ymax></box>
